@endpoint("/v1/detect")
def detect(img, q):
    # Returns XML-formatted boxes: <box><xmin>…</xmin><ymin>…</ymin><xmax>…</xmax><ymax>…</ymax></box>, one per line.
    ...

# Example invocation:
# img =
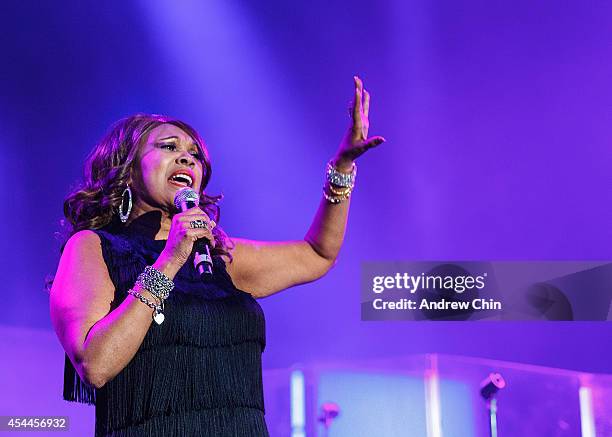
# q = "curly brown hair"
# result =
<box><xmin>62</xmin><ymin>113</ymin><xmax>234</xmax><ymax>261</ymax></box>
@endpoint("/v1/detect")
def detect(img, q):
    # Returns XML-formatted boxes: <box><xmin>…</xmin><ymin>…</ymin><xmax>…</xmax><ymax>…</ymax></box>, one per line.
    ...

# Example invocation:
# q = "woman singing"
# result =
<box><xmin>50</xmin><ymin>76</ymin><xmax>385</xmax><ymax>436</ymax></box>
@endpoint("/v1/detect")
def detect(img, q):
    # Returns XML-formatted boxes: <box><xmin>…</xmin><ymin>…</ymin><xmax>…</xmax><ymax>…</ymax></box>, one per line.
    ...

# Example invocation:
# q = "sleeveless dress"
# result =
<box><xmin>62</xmin><ymin>225</ymin><xmax>269</xmax><ymax>437</ymax></box>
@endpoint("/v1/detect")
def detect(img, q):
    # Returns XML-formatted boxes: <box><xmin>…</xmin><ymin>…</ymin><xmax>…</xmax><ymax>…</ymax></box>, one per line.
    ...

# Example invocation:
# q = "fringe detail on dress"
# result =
<box><xmin>100</xmin><ymin>406</ymin><xmax>269</xmax><ymax>437</ymax></box>
<box><xmin>63</xmin><ymin>354</ymin><xmax>97</xmax><ymax>405</ymax></box>
<box><xmin>96</xmin><ymin>341</ymin><xmax>266</xmax><ymax>435</ymax></box>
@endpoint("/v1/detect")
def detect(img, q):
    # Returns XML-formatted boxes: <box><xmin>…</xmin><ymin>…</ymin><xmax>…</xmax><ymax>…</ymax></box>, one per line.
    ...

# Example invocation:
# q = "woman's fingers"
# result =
<box><xmin>364</xmin><ymin>135</ymin><xmax>386</xmax><ymax>150</ymax></box>
<box><xmin>181</xmin><ymin>214</ymin><xmax>215</xmax><ymax>226</ymax></box>
<box><xmin>353</xmin><ymin>76</ymin><xmax>363</xmax><ymax>122</ymax></box>
<box><xmin>336</xmin><ymin>75</ymin><xmax>384</xmax><ymax>161</ymax></box>
<box><xmin>178</xmin><ymin>210</ymin><xmax>216</xmax><ymax>228</ymax></box>
<box><xmin>175</xmin><ymin>211</ymin><xmax>217</xmax><ymax>248</ymax></box>
<box><xmin>186</xmin><ymin>228</ymin><xmax>216</xmax><ymax>247</ymax></box>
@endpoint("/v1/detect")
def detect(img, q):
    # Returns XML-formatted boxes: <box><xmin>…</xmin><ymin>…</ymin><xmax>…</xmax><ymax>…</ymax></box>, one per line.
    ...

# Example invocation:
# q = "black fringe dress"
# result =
<box><xmin>62</xmin><ymin>225</ymin><xmax>269</xmax><ymax>437</ymax></box>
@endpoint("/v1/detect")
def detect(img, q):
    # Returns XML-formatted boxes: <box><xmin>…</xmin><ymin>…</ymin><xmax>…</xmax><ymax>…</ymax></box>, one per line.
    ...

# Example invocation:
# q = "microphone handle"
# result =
<box><xmin>194</xmin><ymin>240</ymin><xmax>213</xmax><ymax>276</ymax></box>
<box><xmin>180</xmin><ymin>200</ymin><xmax>214</xmax><ymax>277</ymax></box>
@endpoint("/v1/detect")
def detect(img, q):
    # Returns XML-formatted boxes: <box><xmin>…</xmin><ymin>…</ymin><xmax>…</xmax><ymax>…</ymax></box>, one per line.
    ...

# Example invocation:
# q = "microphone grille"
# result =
<box><xmin>174</xmin><ymin>187</ymin><xmax>199</xmax><ymax>209</ymax></box>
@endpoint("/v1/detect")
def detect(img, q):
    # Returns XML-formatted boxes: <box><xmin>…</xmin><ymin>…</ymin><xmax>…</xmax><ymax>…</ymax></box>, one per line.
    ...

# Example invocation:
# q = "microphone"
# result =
<box><xmin>174</xmin><ymin>187</ymin><xmax>213</xmax><ymax>277</ymax></box>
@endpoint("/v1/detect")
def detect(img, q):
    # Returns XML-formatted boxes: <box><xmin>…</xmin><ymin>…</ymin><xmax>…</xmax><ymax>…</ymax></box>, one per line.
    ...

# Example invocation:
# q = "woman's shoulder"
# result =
<box><xmin>57</xmin><ymin>231</ymin><xmax>107</xmax><ymax>275</ymax></box>
<box><xmin>65</xmin><ymin>228</ymin><xmax>117</xmax><ymax>245</ymax></box>
<box><xmin>63</xmin><ymin>229</ymin><xmax>102</xmax><ymax>252</ymax></box>
<box><xmin>65</xmin><ymin>228</ymin><xmax>134</xmax><ymax>256</ymax></box>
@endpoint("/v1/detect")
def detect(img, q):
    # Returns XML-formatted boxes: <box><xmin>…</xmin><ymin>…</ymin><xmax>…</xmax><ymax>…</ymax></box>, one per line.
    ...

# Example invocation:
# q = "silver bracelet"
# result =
<box><xmin>135</xmin><ymin>265</ymin><xmax>174</xmax><ymax>301</ymax></box>
<box><xmin>127</xmin><ymin>288</ymin><xmax>166</xmax><ymax>325</ymax></box>
<box><xmin>326</xmin><ymin>160</ymin><xmax>357</xmax><ymax>188</ymax></box>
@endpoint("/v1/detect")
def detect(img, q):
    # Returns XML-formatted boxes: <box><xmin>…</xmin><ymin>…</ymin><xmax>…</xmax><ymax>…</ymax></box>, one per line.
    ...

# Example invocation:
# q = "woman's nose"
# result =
<box><xmin>176</xmin><ymin>152</ymin><xmax>195</xmax><ymax>167</ymax></box>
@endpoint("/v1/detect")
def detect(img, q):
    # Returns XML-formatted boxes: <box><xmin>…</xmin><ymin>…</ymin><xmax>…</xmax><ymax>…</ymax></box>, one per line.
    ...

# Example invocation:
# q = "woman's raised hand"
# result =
<box><xmin>333</xmin><ymin>76</ymin><xmax>386</xmax><ymax>171</ymax></box>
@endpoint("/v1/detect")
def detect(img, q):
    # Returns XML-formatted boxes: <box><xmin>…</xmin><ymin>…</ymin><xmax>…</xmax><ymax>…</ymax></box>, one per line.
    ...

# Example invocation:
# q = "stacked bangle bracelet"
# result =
<box><xmin>323</xmin><ymin>160</ymin><xmax>357</xmax><ymax>204</ymax></box>
<box><xmin>128</xmin><ymin>265</ymin><xmax>174</xmax><ymax>325</ymax></box>
<box><xmin>136</xmin><ymin>266</ymin><xmax>173</xmax><ymax>301</ymax></box>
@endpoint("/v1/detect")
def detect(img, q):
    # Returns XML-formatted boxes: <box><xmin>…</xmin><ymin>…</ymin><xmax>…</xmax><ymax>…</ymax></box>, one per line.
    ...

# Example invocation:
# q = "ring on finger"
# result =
<box><xmin>189</xmin><ymin>219</ymin><xmax>208</xmax><ymax>229</ymax></box>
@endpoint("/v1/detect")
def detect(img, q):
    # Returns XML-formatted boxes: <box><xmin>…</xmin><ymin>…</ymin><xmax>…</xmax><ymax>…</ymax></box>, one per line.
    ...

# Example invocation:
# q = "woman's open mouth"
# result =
<box><xmin>168</xmin><ymin>171</ymin><xmax>194</xmax><ymax>188</ymax></box>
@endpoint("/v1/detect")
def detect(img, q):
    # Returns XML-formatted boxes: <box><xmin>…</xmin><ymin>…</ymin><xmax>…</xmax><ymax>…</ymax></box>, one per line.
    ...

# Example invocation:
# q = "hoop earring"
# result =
<box><xmin>119</xmin><ymin>185</ymin><xmax>132</xmax><ymax>223</ymax></box>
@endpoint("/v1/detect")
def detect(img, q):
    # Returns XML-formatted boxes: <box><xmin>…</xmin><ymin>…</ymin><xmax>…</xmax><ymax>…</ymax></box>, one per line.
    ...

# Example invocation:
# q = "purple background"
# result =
<box><xmin>2</xmin><ymin>0</ymin><xmax>612</xmax><ymax>391</ymax></box>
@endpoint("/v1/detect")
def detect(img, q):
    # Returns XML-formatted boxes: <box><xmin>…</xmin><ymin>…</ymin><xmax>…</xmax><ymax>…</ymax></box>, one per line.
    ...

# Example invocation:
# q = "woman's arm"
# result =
<box><xmin>227</xmin><ymin>194</ymin><xmax>350</xmax><ymax>299</ymax></box>
<box><xmin>50</xmin><ymin>231</ymin><xmax>183</xmax><ymax>389</ymax></box>
<box><xmin>226</xmin><ymin>76</ymin><xmax>385</xmax><ymax>299</ymax></box>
